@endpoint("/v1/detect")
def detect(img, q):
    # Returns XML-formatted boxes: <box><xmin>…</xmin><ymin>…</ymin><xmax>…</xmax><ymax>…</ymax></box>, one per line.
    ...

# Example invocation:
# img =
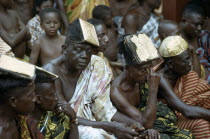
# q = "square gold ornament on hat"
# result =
<box><xmin>79</xmin><ymin>18</ymin><xmax>99</xmax><ymax>47</ymax></box>
<box><xmin>124</xmin><ymin>34</ymin><xmax>160</xmax><ymax>65</ymax></box>
<box><xmin>0</xmin><ymin>55</ymin><xmax>58</xmax><ymax>83</ymax></box>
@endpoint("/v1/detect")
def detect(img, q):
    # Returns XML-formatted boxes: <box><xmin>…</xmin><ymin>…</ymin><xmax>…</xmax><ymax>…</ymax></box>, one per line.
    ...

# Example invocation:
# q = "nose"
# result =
<box><xmin>104</xmin><ymin>35</ymin><xmax>109</xmax><ymax>43</ymax></box>
<box><xmin>189</xmin><ymin>60</ymin><xmax>192</xmax><ymax>67</ymax></box>
<box><xmin>50</xmin><ymin>23</ymin><xmax>55</xmax><ymax>28</ymax></box>
<box><xmin>32</xmin><ymin>93</ymin><xmax>37</xmax><ymax>102</ymax></box>
<box><xmin>197</xmin><ymin>25</ymin><xmax>202</xmax><ymax>31</ymax></box>
<box><xmin>81</xmin><ymin>50</ymin><xmax>87</xmax><ymax>58</ymax></box>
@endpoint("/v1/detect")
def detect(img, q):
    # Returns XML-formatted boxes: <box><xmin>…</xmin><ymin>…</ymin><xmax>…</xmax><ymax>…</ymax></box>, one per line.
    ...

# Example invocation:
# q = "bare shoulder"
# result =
<box><xmin>59</xmin><ymin>35</ymin><xmax>66</xmax><ymax>42</ymax></box>
<box><xmin>32</xmin><ymin>38</ymin><xmax>42</xmax><ymax>49</ymax></box>
<box><xmin>43</xmin><ymin>58</ymin><xmax>60</xmax><ymax>74</ymax></box>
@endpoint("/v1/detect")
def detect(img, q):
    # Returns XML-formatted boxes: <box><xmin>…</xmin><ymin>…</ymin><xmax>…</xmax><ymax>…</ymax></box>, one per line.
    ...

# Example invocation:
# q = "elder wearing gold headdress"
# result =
<box><xmin>158</xmin><ymin>36</ymin><xmax>210</xmax><ymax>138</ymax></box>
<box><xmin>0</xmin><ymin>54</ymin><xmax>57</xmax><ymax>139</ymax></box>
<box><xmin>43</xmin><ymin>19</ymin><xmax>146</xmax><ymax>139</ymax></box>
<box><xmin>111</xmin><ymin>34</ymin><xmax>194</xmax><ymax>138</ymax></box>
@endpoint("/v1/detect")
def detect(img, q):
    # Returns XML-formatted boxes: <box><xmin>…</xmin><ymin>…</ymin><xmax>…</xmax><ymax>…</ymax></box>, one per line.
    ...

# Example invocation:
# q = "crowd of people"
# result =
<box><xmin>0</xmin><ymin>0</ymin><xmax>210</xmax><ymax>138</ymax></box>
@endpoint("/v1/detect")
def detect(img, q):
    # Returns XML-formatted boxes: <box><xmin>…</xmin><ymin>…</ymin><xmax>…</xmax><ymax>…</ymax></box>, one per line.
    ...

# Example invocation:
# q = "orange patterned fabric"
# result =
<box><xmin>174</xmin><ymin>70</ymin><xmax>210</xmax><ymax>138</ymax></box>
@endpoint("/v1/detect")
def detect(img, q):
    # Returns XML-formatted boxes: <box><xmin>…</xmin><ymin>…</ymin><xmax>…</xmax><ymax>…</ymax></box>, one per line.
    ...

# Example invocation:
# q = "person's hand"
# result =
<box><xmin>130</xmin><ymin>122</ymin><xmax>145</xmax><ymax>133</ymax></box>
<box><xmin>148</xmin><ymin>68</ymin><xmax>160</xmax><ymax>87</ymax></box>
<box><xmin>56</xmin><ymin>101</ymin><xmax>76</xmax><ymax>121</ymax></box>
<box><xmin>109</xmin><ymin>122</ymin><xmax>139</xmax><ymax>139</ymax></box>
<box><xmin>146</xmin><ymin>129</ymin><xmax>160</xmax><ymax>139</ymax></box>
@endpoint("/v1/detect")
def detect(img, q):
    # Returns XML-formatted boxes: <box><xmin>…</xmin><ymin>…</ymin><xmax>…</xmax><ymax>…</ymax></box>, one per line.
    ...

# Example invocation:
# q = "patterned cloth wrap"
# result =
<box><xmin>65</xmin><ymin>0</ymin><xmax>109</xmax><ymax>23</ymax></box>
<box><xmin>38</xmin><ymin>111</ymin><xmax>71</xmax><ymax>139</ymax></box>
<box><xmin>138</xmin><ymin>84</ymin><xmax>193</xmax><ymax>139</ymax></box>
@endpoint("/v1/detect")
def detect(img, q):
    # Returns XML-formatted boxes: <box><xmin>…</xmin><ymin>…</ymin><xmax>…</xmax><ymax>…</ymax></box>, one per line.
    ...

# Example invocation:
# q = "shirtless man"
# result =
<box><xmin>109</xmin><ymin>0</ymin><xmax>137</xmax><ymax>17</ymax></box>
<box><xmin>158</xmin><ymin>20</ymin><xmax>201</xmax><ymax>77</ymax></box>
<box><xmin>92</xmin><ymin>5</ymin><xmax>118</xmax><ymax>62</ymax></box>
<box><xmin>12</xmin><ymin>0</ymin><xmax>34</xmax><ymax>25</ymax></box>
<box><xmin>0</xmin><ymin>55</ymin><xmax>57</xmax><ymax>139</ymax></box>
<box><xmin>33</xmin><ymin>82</ymin><xmax>79</xmax><ymax>138</ymax></box>
<box><xmin>122</xmin><ymin>0</ymin><xmax>161</xmax><ymax>34</ymax></box>
<box><xmin>30</xmin><ymin>8</ymin><xmax>65</xmax><ymax>66</ymax></box>
<box><xmin>0</xmin><ymin>0</ymin><xmax>30</xmax><ymax>59</ymax></box>
<box><xmin>44</xmin><ymin>19</ymin><xmax>146</xmax><ymax>138</ymax></box>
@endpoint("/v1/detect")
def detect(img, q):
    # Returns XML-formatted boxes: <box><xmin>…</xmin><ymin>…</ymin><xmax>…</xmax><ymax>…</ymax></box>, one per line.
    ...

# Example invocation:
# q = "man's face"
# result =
<box><xmin>40</xmin><ymin>1</ymin><xmax>53</xmax><ymax>11</ymax></box>
<box><xmin>103</xmin><ymin>13</ymin><xmax>114</xmax><ymax>27</ymax></box>
<box><xmin>65</xmin><ymin>42</ymin><xmax>92</xmax><ymax>71</ymax></box>
<box><xmin>169</xmin><ymin>50</ymin><xmax>192</xmax><ymax>75</ymax></box>
<box><xmin>36</xmin><ymin>83</ymin><xmax>57</xmax><ymax>111</ymax></box>
<box><xmin>129</xmin><ymin>64</ymin><xmax>150</xmax><ymax>83</ymax></box>
<box><xmin>95</xmin><ymin>24</ymin><xmax>109</xmax><ymax>52</ymax></box>
<box><xmin>41</xmin><ymin>12</ymin><xmax>60</xmax><ymax>36</ymax></box>
<box><xmin>181</xmin><ymin>13</ymin><xmax>204</xmax><ymax>37</ymax></box>
<box><xmin>9</xmin><ymin>84</ymin><xmax>37</xmax><ymax>115</ymax></box>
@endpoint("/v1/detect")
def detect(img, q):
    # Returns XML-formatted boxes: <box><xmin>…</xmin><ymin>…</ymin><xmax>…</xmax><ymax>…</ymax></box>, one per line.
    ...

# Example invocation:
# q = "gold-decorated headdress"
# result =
<box><xmin>159</xmin><ymin>36</ymin><xmax>188</xmax><ymax>57</ymax></box>
<box><xmin>79</xmin><ymin>18</ymin><xmax>99</xmax><ymax>47</ymax></box>
<box><xmin>0</xmin><ymin>55</ymin><xmax>58</xmax><ymax>83</ymax></box>
<box><xmin>124</xmin><ymin>34</ymin><xmax>160</xmax><ymax>65</ymax></box>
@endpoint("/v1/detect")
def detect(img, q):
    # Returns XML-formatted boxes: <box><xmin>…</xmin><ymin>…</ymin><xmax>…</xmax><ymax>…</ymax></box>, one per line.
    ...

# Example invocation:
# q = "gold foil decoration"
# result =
<box><xmin>159</xmin><ymin>36</ymin><xmax>188</xmax><ymax>57</ymax></box>
<box><xmin>124</xmin><ymin>34</ymin><xmax>160</xmax><ymax>64</ymax></box>
<box><xmin>79</xmin><ymin>18</ymin><xmax>99</xmax><ymax>47</ymax></box>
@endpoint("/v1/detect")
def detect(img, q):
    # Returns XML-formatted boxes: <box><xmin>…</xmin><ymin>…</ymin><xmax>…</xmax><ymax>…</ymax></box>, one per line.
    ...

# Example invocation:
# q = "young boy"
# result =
<box><xmin>0</xmin><ymin>0</ymin><xmax>30</xmax><ymax>59</ymax></box>
<box><xmin>33</xmin><ymin>82</ymin><xmax>79</xmax><ymax>138</ymax></box>
<box><xmin>27</xmin><ymin>0</ymin><xmax>53</xmax><ymax>48</ymax></box>
<box><xmin>30</xmin><ymin>8</ymin><xmax>65</xmax><ymax>66</ymax></box>
<box><xmin>0</xmin><ymin>54</ymin><xmax>57</xmax><ymax>139</ymax></box>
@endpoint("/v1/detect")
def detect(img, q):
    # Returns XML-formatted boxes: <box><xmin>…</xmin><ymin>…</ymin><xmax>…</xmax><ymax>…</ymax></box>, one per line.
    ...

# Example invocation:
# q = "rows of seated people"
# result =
<box><xmin>0</xmin><ymin>0</ymin><xmax>210</xmax><ymax>138</ymax></box>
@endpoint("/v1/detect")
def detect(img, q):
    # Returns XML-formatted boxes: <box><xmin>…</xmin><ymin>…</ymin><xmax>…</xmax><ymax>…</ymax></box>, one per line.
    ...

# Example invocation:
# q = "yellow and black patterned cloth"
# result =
<box><xmin>38</xmin><ymin>112</ymin><xmax>71</xmax><ymax>139</ymax></box>
<box><xmin>138</xmin><ymin>84</ymin><xmax>194</xmax><ymax>139</ymax></box>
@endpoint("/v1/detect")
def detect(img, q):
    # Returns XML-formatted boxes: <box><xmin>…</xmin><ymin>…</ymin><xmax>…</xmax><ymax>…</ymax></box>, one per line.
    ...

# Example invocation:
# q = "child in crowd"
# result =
<box><xmin>27</xmin><ymin>0</ymin><xmax>53</xmax><ymax>48</ymax></box>
<box><xmin>0</xmin><ymin>0</ymin><xmax>30</xmax><ymax>59</ymax></box>
<box><xmin>29</xmin><ymin>8</ymin><xmax>65</xmax><ymax>66</ymax></box>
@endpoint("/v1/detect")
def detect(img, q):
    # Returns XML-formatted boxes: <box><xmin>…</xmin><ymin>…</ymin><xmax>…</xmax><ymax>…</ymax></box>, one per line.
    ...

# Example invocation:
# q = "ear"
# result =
<box><xmin>62</xmin><ymin>45</ymin><xmax>67</xmax><ymax>54</ymax></box>
<box><xmin>166</xmin><ymin>59</ymin><xmax>173</xmax><ymax>69</ymax></box>
<box><xmin>9</xmin><ymin>97</ymin><xmax>17</xmax><ymax>108</ymax></box>
<box><xmin>36</xmin><ymin>95</ymin><xmax>42</xmax><ymax>104</ymax></box>
<box><xmin>163</xmin><ymin>33</ymin><xmax>167</xmax><ymax>39</ymax></box>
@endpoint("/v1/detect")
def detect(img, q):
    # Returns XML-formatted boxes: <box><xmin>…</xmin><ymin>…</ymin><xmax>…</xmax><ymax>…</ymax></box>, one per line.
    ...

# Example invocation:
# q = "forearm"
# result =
<box><xmin>141</xmin><ymin>84</ymin><xmax>158</xmax><ymax>128</ymax></box>
<box><xmin>111</xmin><ymin>111</ymin><xmax>139</xmax><ymax>127</ymax></box>
<box><xmin>68</xmin><ymin>123</ymin><xmax>79</xmax><ymax>139</ymax></box>
<box><xmin>77</xmin><ymin>117</ymin><xmax>110</xmax><ymax>131</ymax></box>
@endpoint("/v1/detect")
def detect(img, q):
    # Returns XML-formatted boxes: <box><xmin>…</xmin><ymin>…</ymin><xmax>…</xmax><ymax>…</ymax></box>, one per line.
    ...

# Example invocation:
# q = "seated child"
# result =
<box><xmin>32</xmin><ymin>82</ymin><xmax>79</xmax><ymax>139</ymax></box>
<box><xmin>29</xmin><ymin>8</ymin><xmax>65</xmax><ymax>66</ymax></box>
<box><xmin>0</xmin><ymin>54</ymin><xmax>57</xmax><ymax>139</ymax></box>
<box><xmin>0</xmin><ymin>0</ymin><xmax>30</xmax><ymax>59</ymax></box>
<box><xmin>27</xmin><ymin>0</ymin><xmax>53</xmax><ymax>48</ymax></box>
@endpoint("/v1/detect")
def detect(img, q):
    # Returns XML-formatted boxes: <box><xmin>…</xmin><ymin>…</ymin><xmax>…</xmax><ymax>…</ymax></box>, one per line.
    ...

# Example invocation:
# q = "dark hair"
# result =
<box><xmin>138</xmin><ymin>0</ymin><xmax>146</xmax><ymax>5</ymax></box>
<box><xmin>182</xmin><ymin>2</ymin><xmax>205</xmax><ymax>18</ymax></box>
<box><xmin>65</xmin><ymin>18</ymin><xmax>84</xmax><ymax>47</ymax></box>
<box><xmin>118</xmin><ymin>34</ymin><xmax>139</xmax><ymax>65</ymax></box>
<box><xmin>40</xmin><ymin>8</ymin><xmax>61</xmax><ymax>22</ymax></box>
<box><xmin>87</xmin><ymin>18</ymin><xmax>104</xmax><ymax>27</ymax></box>
<box><xmin>0</xmin><ymin>75</ymin><xmax>32</xmax><ymax>104</ymax></box>
<box><xmin>92</xmin><ymin>5</ymin><xmax>111</xmax><ymax>21</ymax></box>
<box><xmin>35</xmin><ymin>0</ymin><xmax>53</xmax><ymax>8</ymax></box>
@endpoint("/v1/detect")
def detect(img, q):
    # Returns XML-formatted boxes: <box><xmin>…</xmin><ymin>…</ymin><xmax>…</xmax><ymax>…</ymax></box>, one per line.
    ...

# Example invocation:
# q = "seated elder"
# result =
<box><xmin>159</xmin><ymin>36</ymin><xmax>210</xmax><ymax>138</ymax></box>
<box><xmin>33</xmin><ymin>82</ymin><xmax>79</xmax><ymax>139</ymax></box>
<box><xmin>0</xmin><ymin>54</ymin><xmax>57</xmax><ymax>138</ymax></box>
<box><xmin>44</xmin><ymin>18</ymin><xmax>146</xmax><ymax>138</ymax></box>
<box><xmin>111</xmin><ymin>34</ymin><xmax>193</xmax><ymax>138</ymax></box>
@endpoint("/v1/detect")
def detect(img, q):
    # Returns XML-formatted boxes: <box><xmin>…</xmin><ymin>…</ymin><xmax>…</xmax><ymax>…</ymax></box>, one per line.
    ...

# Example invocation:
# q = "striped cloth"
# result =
<box><xmin>174</xmin><ymin>70</ymin><xmax>210</xmax><ymax>138</ymax></box>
